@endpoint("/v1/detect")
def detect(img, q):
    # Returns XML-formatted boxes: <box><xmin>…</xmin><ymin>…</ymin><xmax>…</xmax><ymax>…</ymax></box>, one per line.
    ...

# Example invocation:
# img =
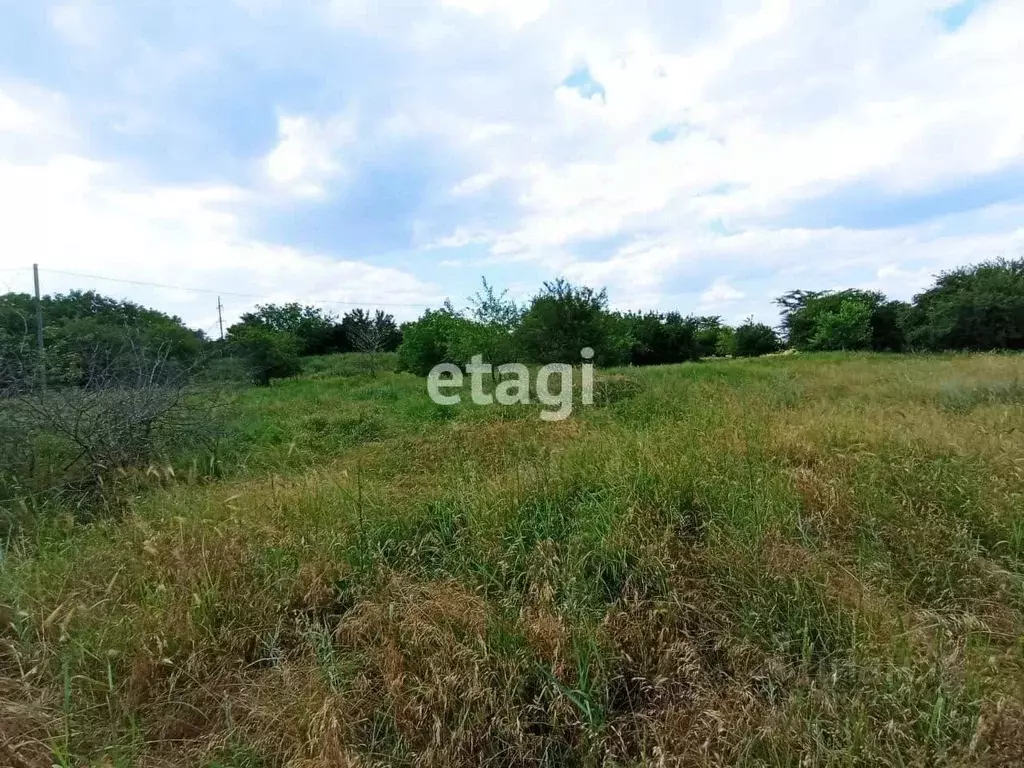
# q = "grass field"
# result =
<box><xmin>2</xmin><ymin>353</ymin><xmax>1024</xmax><ymax>767</ymax></box>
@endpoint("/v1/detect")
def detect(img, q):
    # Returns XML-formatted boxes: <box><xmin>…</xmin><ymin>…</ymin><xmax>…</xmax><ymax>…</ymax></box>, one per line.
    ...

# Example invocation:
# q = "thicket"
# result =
<box><xmin>775</xmin><ymin>258</ymin><xmax>1024</xmax><ymax>353</ymax></box>
<box><xmin>2</xmin><ymin>258</ymin><xmax>1021</xmax><ymax>390</ymax></box>
<box><xmin>396</xmin><ymin>258</ymin><xmax>1024</xmax><ymax>373</ymax></box>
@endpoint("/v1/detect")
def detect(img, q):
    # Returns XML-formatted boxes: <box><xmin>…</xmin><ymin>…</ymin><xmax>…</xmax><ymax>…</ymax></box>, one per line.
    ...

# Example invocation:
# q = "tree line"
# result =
<box><xmin>0</xmin><ymin>294</ymin><xmax>403</xmax><ymax>387</ymax></box>
<box><xmin>1</xmin><ymin>257</ymin><xmax>1021</xmax><ymax>387</ymax></box>
<box><xmin>396</xmin><ymin>257</ymin><xmax>1024</xmax><ymax>375</ymax></box>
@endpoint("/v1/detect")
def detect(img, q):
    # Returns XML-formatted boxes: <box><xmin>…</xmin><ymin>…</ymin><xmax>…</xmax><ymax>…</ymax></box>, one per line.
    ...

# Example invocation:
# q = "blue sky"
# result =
<box><xmin>0</xmin><ymin>0</ymin><xmax>1021</xmax><ymax>333</ymax></box>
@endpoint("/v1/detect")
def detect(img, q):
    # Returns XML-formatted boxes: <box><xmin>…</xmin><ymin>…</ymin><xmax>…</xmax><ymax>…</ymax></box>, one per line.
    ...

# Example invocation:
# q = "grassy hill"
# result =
<box><xmin>3</xmin><ymin>353</ymin><xmax>1024</xmax><ymax>766</ymax></box>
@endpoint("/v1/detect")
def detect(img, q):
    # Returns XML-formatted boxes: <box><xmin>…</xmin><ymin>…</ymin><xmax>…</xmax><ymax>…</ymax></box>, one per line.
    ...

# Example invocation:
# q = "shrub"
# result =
<box><xmin>228</xmin><ymin>326</ymin><xmax>302</xmax><ymax>385</ymax></box>
<box><xmin>624</xmin><ymin>312</ymin><xmax>699</xmax><ymax>366</ymax></box>
<box><xmin>397</xmin><ymin>307</ymin><xmax>477</xmax><ymax>376</ymax></box>
<box><xmin>776</xmin><ymin>289</ymin><xmax>906</xmax><ymax>351</ymax></box>
<box><xmin>0</xmin><ymin>339</ymin><xmax>221</xmax><ymax>513</ymax></box>
<box><xmin>903</xmin><ymin>258</ymin><xmax>1024</xmax><ymax>351</ymax></box>
<box><xmin>809</xmin><ymin>300</ymin><xmax>874</xmax><ymax>351</ymax></box>
<box><xmin>515</xmin><ymin>279</ymin><xmax>630</xmax><ymax>367</ymax></box>
<box><xmin>733</xmin><ymin>321</ymin><xmax>781</xmax><ymax>357</ymax></box>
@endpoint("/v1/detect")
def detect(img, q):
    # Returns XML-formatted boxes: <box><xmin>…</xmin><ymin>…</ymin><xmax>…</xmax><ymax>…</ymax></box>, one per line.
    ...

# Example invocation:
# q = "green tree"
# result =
<box><xmin>0</xmin><ymin>290</ymin><xmax>204</xmax><ymax>388</ymax></box>
<box><xmin>903</xmin><ymin>258</ymin><xmax>1024</xmax><ymax>350</ymax></box>
<box><xmin>714</xmin><ymin>326</ymin><xmax>737</xmax><ymax>357</ymax></box>
<box><xmin>231</xmin><ymin>303</ymin><xmax>337</xmax><ymax>356</ymax></box>
<box><xmin>396</xmin><ymin>304</ymin><xmax>477</xmax><ymax>376</ymax></box>
<box><xmin>228</xmin><ymin>325</ymin><xmax>301</xmax><ymax>386</ymax></box>
<box><xmin>691</xmin><ymin>316</ymin><xmax>729</xmax><ymax>358</ymax></box>
<box><xmin>624</xmin><ymin>311</ymin><xmax>699</xmax><ymax>366</ymax></box>
<box><xmin>809</xmin><ymin>300</ymin><xmax>874</xmax><ymax>351</ymax></box>
<box><xmin>467</xmin><ymin>278</ymin><xmax>522</xmax><ymax>328</ymax></box>
<box><xmin>514</xmin><ymin>279</ymin><xmax>629</xmax><ymax>366</ymax></box>
<box><xmin>733</xmin><ymin>320</ymin><xmax>781</xmax><ymax>357</ymax></box>
<box><xmin>341</xmin><ymin>309</ymin><xmax>402</xmax><ymax>353</ymax></box>
<box><xmin>776</xmin><ymin>289</ymin><xmax>904</xmax><ymax>351</ymax></box>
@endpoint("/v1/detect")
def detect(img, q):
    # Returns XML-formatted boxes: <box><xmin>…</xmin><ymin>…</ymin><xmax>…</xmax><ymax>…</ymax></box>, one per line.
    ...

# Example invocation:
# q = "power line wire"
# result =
<box><xmin>38</xmin><ymin>268</ymin><xmax>437</xmax><ymax>309</ymax></box>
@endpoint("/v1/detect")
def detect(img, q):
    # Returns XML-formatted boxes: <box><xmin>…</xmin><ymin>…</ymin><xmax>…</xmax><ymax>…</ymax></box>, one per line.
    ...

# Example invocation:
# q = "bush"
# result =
<box><xmin>809</xmin><ymin>300</ymin><xmax>874</xmax><ymax>351</ymax></box>
<box><xmin>624</xmin><ymin>312</ymin><xmax>699</xmax><ymax>366</ymax></box>
<box><xmin>714</xmin><ymin>326</ymin><xmax>737</xmax><ymax>357</ymax></box>
<box><xmin>0</xmin><ymin>341</ymin><xmax>221</xmax><ymax>514</ymax></box>
<box><xmin>903</xmin><ymin>258</ymin><xmax>1024</xmax><ymax>351</ymax></box>
<box><xmin>515</xmin><ymin>279</ymin><xmax>629</xmax><ymax>367</ymax></box>
<box><xmin>733</xmin><ymin>321</ymin><xmax>781</xmax><ymax>357</ymax></box>
<box><xmin>228</xmin><ymin>326</ymin><xmax>302</xmax><ymax>385</ymax></box>
<box><xmin>397</xmin><ymin>308</ymin><xmax>477</xmax><ymax>376</ymax></box>
<box><xmin>776</xmin><ymin>289</ymin><xmax>906</xmax><ymax>351</ymax></box>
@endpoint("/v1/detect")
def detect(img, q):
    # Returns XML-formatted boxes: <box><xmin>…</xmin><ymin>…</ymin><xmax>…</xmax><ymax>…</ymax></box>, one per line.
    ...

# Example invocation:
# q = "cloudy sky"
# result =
<box><xmin>0</xmin><ymin>0</ymin><xmax>1022</xmax><ymax>334</ymax></box>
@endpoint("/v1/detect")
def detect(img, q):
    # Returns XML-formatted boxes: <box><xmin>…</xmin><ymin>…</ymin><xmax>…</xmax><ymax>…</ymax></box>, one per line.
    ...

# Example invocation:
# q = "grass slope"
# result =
<box><xmin>2</xmin><ymin>353</ymin><xmax>1024</xmax><ymax>767</ymax></box>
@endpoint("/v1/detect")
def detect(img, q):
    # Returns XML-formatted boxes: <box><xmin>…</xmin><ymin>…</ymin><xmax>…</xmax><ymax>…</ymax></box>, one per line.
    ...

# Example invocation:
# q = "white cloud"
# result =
<box><xmin>49</xmin><ymin>2</ymin><xmax>109</xmax><ymax>48</ymax></box>
<box><xmin>440</xmin><ymin>0</ymin><xmax>550</xmax><ymax>29</ymax></box>
<box><xmin>7</xmin><ymin>0</ymin><xmax>1024</xmax><ymax>327</ymax></box>
<box><xmin>264</xmin><ymin>113</ymin><xmax>357</xmax><ymax>199</ymax></box>
<box><xmin>700</xmin><ymin>279</ymin><xmax>744</xmax><ymax>306</ymax></box>
<box><xmin>422</xmin><ymin>0</ymin><xmax>1024</xmax><ymax>284</ymax></box>
<box><xmin>0</xmin><ymin>85</ymin><xmax>439</xmax><ymax>329</ymax></box>
<box><xmin>0</xmin><ymin>90</ymin><xmax>43</xmax><ymax>134</ymax></box>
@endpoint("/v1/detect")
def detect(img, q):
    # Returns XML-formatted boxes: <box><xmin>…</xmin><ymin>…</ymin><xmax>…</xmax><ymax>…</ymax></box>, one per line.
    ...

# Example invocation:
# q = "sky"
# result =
<box><xmin>0</xmin><ymin>0</ymin><xmax>1022</xmax><ymax>335</ymax></box>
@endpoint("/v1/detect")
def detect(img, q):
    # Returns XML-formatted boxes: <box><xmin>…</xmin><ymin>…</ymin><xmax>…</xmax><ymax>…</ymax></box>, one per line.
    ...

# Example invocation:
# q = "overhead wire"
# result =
<box><xmin>38</xmin><ymin>268</ymin><xmax>438</xmax><ymax>309</ymax></box>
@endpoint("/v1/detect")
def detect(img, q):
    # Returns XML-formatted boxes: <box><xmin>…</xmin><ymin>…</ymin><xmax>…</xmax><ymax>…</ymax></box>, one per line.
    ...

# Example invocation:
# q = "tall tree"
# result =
<box><xmin>230</xmin><ymin>302</ymin><xmax>337</xmax><ymax>356</ymax></box>
<box><xmin>904</xmin><ymin>258</ymin><xmax>1024</xmax><ymax>350</ymax></box>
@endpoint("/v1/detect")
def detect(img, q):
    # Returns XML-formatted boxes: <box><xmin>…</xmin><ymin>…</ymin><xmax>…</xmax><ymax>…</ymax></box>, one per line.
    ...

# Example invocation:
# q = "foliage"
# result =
<box><xmin>903</xmin><ymin>258</ymin><xmax>1024</xmax><ymax>350</ymax></box>
<box><xmin>733</xmin><ymin>319</ymin><xmax>782</xmax><ymax>357</ymax></box>
<box><xmin>467</xmin><ymin>277</ymin><xmax>522</xmax><ymax>328</ymax></box>
<box><xmin>623</xmin><ymin>311</ymin><xmax>699</xmax><ymax>366</ymax></box>
<box><xmin>229</xmin><ymin>302</ymin><xmax>337</xmax><ymax>356</ymax></box>
<box><xmin>228</xmin><ymin>325</ymin><xmax>302</xmax><ymax>385</ymax></box>
<box><xmin>714</xmin><ymin>325</ymin><xmax>737</xmax><ymax>357</ymax></box>
<box><xmin>0</xmin><ymin>290</ymin><xmax>204</xmax><ymax>388</ymax></box>
<box><xmin>226</xmin><ymin>304</ymin><xmax>403</xmax><ymax>359</ymax></box>
<box><xmin>689</xmin><ymin>316</ymin><xmax>728</xmax><ymax>358</ymax></box>
<box><xmin>396</xmin><ymin>305</ymin><xmax>478</xmax><ymax>376</ymax></box>
<box><xmin>514</xmin><ymin>279</ymin><xmax>630</xmax><ymax>366</ymax></box>
<box><xmin>340</xmin><ymin>308</ymin><xmax>402</xmax><ymax>354</ymax></box>
<box><xmin>776</xmin><ymin>289</ymin><xmax>905</xmax><ymax>352</ymax></box>
<box><xmin>809</xmin><ymin>299</ymin><xmax>874</xmax><ymax>351</ymax></box>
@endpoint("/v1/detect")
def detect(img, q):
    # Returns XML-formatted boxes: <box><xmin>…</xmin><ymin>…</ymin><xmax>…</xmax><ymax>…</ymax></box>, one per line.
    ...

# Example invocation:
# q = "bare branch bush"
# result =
<box><xmin>348</xmin><ymin>323</ymin><xmax>390</xmax><ymax>376</ymax></box>
<box><xmin>1</xmin><ymin>333</ymin><xmax>224</xmax><ymax>517</ymax></box>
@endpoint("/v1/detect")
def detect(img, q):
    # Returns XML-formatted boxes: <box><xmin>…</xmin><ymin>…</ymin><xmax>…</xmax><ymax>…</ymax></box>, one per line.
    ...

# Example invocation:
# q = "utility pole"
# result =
<box><xmin>217</xmin><ymin>296</ymin><xmax>224</xmax><ymax>341</ymax></box>
<box><xmin>32</xmin><ymin>263</ymin><xmax>45</xmax><ymax>390</ymax></box>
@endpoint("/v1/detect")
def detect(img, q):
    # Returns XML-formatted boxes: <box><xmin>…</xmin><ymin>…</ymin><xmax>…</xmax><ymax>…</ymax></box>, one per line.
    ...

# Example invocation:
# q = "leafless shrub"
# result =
<box><xmin>348</xmin><ymin>324</ymin><xmax>391</xmax><ymax>376</ymax></box>
<box><xmin>0</xmin><ymin>336</ymin><xmax>222</xmax><ymax>512</ymax></box>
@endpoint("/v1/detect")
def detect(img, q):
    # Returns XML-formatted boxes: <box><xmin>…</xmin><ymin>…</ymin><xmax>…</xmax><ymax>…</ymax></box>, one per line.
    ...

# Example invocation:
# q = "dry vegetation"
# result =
<box><xmin>2</xmin><ymin>352</ymin><xmax>1023</xmax><ymax>766</ymax></box>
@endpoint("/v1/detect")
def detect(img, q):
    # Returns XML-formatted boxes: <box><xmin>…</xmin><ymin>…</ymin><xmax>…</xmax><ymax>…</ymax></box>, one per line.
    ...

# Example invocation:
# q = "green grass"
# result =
<box><xmin>2</xmin><ymin>352</ymin><xmax>1024</xmax><ymax>766</ymax></box>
